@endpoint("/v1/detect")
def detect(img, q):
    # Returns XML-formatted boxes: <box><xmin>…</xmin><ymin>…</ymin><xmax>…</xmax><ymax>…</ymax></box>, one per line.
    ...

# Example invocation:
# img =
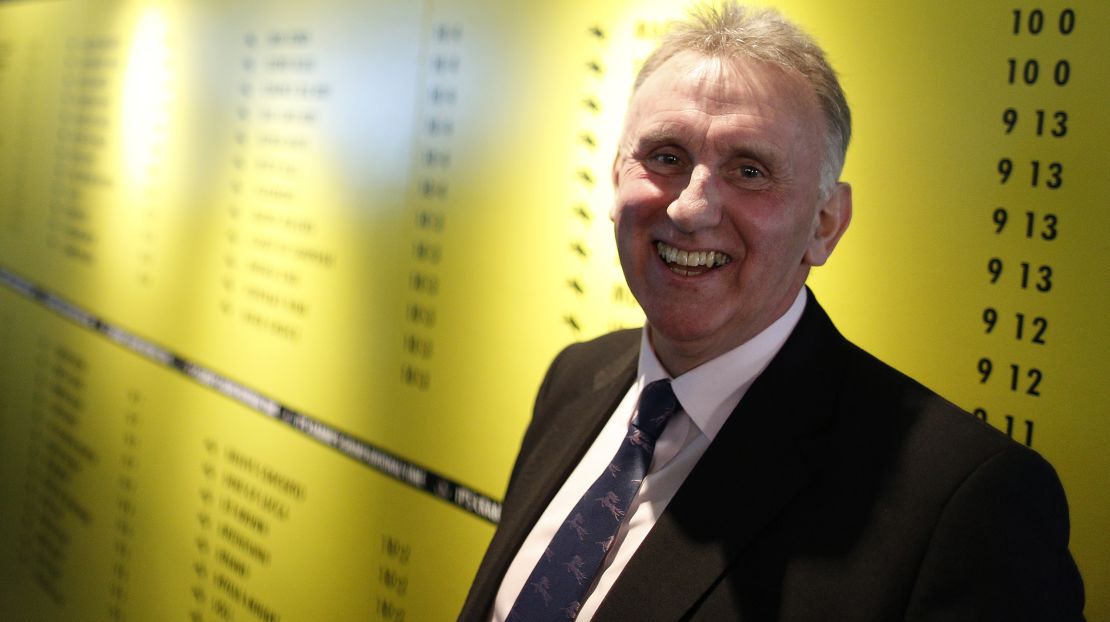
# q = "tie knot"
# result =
<box><xmin>631</xmin><ymin>379</ymin><xmax>679</xmax><ymax>440</ymax></box>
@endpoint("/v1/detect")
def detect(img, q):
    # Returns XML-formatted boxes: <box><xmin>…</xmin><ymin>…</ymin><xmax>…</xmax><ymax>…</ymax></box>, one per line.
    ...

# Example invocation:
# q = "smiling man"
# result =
<box><xmin>459</xmin><ymin>4</ymin><xmax>1084</xmax><ymax>621</ymax></box>
<box><xmin>611</xmin><ymin>45</ymin><xmax>849</xmax><ymax>376</ymax></box>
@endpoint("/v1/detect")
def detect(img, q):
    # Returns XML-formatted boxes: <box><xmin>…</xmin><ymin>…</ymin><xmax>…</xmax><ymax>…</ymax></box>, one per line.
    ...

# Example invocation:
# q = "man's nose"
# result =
<box><xmin>667</xmin><ymin>165</ymin><xmax>722</xmax><ymax>232</ymax></box>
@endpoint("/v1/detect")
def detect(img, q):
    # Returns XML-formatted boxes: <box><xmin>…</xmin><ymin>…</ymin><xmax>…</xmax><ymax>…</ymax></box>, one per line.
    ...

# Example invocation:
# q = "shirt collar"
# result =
<box><xmin>635</xmin><ymin>287</ymin><xmax>808</xmax><ymax>442</ymax></box>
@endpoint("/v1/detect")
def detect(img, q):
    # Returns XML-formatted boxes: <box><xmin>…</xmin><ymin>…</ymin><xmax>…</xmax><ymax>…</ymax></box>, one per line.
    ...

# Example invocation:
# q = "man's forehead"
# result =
<box><xmin>623</xmin><ymin>51</ymin><xmax>822</xmax><ymax>141</ymax></box>
<box><xmin>639</xmin><ymin>51</ymin><xmax>809</xmax><ymax>102</ymax></box>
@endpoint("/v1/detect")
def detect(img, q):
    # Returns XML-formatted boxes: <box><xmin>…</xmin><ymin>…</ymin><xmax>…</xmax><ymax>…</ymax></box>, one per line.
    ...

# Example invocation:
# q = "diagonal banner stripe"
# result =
<box><xmin>0</xmin><ymin>265</ymin><xmax>502</xmax><ymax>525</ymax></box>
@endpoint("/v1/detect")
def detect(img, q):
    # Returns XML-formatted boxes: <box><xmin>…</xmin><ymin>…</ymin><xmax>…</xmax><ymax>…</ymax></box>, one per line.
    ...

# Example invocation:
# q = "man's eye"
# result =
<box><xmin>652</xmin><ymin>153</ymin><xmax>682</xmax><ymax>166</ymax></box>
<box><xmin>641</xmin><ymin>151</ymin><xmax>687</xmax><ymax>175</ymax></box>
<box><xmin>739</xmin><ymin>165</ymin><xmax>762</xmax><ymax>178</ymax></box>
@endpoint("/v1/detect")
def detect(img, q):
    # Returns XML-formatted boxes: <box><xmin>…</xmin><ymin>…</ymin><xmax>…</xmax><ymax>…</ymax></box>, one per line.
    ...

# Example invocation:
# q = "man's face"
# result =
<box><xmin>612</xmin><ymin>51</ymin><xmax>851</xmax><ymax>374</ymax></box>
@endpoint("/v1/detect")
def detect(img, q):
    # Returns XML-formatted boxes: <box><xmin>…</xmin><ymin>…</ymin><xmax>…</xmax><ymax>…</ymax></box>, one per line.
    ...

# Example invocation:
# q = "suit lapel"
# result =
<box><xmin>595</xmin><ymin>297</ymin><xmax>845</xmax><ymax>621</ymax></box>
<box><xmin>503</xmin><ymin>342</ymin><xmax>639</xmax><ymax>547</ymax></box>
<box><xmin>458</xmin><ymin>332</ymin><xmax>640</xmax><ymax>620</ymax></box>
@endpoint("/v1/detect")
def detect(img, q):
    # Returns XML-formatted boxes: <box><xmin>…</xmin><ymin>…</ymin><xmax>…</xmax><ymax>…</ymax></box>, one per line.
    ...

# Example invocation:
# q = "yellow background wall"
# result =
<box><xmin>0</xmin><ymin>1</ymin><xmax>1105</xmax><ymax>619</ymax></box>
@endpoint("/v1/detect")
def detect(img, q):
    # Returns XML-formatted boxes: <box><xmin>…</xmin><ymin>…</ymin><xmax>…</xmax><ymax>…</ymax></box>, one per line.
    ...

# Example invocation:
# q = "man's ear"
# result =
<box><xmin>804</xmin><ymin>182</ymin><xmax>852</xmax><ymax>267</ymax></box>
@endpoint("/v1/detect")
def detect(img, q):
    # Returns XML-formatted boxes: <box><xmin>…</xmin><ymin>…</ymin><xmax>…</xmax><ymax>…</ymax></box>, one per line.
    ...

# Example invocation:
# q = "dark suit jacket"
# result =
<box><xmin>459</xmin><ymin>296</ymin><xmax>1084</xmax><ymax>620</ymax></box>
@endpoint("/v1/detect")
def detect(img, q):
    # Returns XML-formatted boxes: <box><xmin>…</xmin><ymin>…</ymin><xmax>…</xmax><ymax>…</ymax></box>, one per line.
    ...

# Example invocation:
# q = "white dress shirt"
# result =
<box><xmin>490</xmin><ymin>288</ymin><xmax>807</xmax><ymax>621</ymax></box>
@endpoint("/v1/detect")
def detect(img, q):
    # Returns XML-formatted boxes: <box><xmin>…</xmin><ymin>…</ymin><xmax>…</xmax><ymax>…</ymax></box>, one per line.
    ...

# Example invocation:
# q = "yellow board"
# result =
<box><xmin>0</xmin><ymin>1</ymin><xmax>1105</xmax><ymax>619</ymax></box>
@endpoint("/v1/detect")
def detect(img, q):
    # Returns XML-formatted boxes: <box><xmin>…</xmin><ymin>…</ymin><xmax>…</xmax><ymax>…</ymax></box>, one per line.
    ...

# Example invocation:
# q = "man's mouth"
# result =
<box><xmin>656</xmin><ymin>241</ymin><xmax>732</xmax><ymax>276</ymax></box>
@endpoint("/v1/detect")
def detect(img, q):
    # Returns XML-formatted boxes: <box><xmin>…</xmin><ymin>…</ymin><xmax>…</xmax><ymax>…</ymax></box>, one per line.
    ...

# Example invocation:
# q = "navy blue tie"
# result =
<box><xmin>507</xmin><ymin>379</ymin><xmax>679</xmax><ymax>620</ymax></box>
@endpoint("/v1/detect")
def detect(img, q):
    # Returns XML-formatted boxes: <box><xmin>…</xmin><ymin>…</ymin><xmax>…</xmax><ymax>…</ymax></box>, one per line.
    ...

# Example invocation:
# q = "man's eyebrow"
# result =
<box><xmin>633</xmin><ymin>123</ymin><xmax>691</xmax><ymax>147</ymax></box>
<box><xmin>626</xmin><ymin>132</ymin><xmax>689</xmax><ymax>160</ymax></box>
<box><xmin>723</xmin><ymin>142</ymin><xmax>779</xmax><ymax>165</ymax></box>
<box><xmin>635</xmin><ymin>128</ymin><xmax>781</xmax><ymax>166</ymax></box>
<box><xmin>629</xmin><ymin>123</ymin><xmax>786</xmax><ymax>170</ymax></box>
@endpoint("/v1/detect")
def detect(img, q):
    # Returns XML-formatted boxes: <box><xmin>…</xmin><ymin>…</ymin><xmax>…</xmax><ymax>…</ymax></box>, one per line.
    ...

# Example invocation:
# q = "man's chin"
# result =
<box><xmin>646</xmin><ymin>318</ymin><xmax>742</xmax><ymax>373</ymax></box>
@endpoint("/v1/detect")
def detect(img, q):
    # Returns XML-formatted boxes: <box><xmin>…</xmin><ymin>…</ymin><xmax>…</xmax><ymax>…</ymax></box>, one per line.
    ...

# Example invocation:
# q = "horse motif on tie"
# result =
<box><xmin>565</xmin><ymin>513</ymin><xmax>589</xmax><ymax>541</ymax></box>
<box><xmin>627</xmin><ymin>429</ymin><xmax>654</xmax><ymax>452</ymax></box>
<box><xmin>529</xmin><ymin>576</ymin><xmax>553</xmax><ymax>606</ymax></box>
<box><xmin>595</xmin><ymin>491</ymin><xmax>624</xmax><ymax>521</ymax></box>
<box><xmin>564</xmin><ymin>555</ymin><xmax>588</xmax><ymax>585</ymax></box>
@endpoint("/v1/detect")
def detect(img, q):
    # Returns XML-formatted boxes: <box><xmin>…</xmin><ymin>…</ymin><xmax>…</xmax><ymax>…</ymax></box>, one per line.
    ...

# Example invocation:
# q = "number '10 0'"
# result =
<box><xmin>1007</xmin><ymin>58</ymin><xmax>1070</xmax><ymax>85</ymax></box>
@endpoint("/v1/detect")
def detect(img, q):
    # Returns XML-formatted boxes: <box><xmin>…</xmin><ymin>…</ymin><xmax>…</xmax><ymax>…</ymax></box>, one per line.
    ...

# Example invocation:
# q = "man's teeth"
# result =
<box><xmin>656</xmin><ymin>241</ymin><xmax>732</xmax><ymax>267</ymax></box>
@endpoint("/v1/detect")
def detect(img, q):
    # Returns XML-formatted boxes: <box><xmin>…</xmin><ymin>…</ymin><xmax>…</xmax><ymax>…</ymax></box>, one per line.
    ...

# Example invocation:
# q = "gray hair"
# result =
<box><xmin>633</xmin><ymin>2</ymin><xmax>851</xmax><ymax>193</ymax></box>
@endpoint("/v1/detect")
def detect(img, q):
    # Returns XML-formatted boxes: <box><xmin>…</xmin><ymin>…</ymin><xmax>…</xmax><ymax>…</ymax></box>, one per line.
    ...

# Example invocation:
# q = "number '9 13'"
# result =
<box><xmin>987</xmin><ymin>258</ymin><xmax>1053</xmax><ymax>292</ymax></box>
<box><xmin>998</xmin><ymin>158</ymin><xmax>1062</xmax><ymax>188</ymax></box>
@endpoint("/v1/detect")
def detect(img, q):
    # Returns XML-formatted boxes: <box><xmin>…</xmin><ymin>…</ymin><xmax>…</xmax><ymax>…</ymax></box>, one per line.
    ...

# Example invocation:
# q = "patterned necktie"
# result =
<box><xmin>507</xmin><ymin>379</ymin><xmax>680</xmax><ymax>621</ymax></box>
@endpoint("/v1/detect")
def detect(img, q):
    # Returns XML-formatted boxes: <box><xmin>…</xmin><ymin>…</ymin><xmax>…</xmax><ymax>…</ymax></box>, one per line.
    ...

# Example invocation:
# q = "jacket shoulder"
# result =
<box><xmin>534</xmin><ymin>328</ymin><xmax>640</xmax><ymax>410</ymax></box>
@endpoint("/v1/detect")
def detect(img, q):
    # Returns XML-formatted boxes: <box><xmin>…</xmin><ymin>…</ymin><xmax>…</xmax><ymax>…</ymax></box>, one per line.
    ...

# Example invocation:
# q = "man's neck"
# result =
<box><xmin>649</xmin><ymin>288</ymin><xmax>809</xmax><ymax>377</ymax></box>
